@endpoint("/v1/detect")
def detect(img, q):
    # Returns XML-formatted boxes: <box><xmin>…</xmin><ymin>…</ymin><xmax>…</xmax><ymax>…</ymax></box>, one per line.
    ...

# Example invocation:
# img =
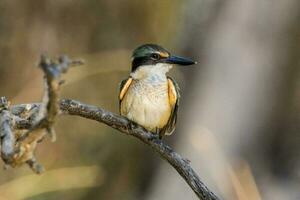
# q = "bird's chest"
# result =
<box><xmin>131</xmin><ymin>79</ymin><xmax>168</xmax><ymax>103</ymax></box>
<box><xmin>121</xmin><ymin>78</ymin><xmax>171</xmax><ymax>130</ymax></box>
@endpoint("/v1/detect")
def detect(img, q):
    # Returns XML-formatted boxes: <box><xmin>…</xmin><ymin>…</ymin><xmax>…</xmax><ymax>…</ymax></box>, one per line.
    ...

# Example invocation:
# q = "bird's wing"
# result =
<box><xmin>119</xmin><ymin>77</ymin><xmax>133</xmax><ymax>113</ymax></box>
<box><xmin>160</xmin><ymin>76</ymin><xmax>180</xmax><ymax>137</ymax></box>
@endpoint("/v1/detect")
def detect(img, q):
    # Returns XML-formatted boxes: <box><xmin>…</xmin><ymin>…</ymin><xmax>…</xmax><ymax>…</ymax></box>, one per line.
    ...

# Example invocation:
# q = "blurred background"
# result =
<box><xmin>0</xmin><ymin>0</ymin><xmax>299</xmax><ymax>199</ymax></box>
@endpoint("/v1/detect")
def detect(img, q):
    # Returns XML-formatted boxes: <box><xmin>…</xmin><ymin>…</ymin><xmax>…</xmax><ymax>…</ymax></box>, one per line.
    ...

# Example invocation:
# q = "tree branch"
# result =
<box><xmin>1</xmin><ymin>55</ymin><xmax>220</xmax><ymax>200</ymax></box>
<box><xmin>0</xmin><ymin>97</ymin><xmax>15</xmax><ymax>164</ymax></box>
<box><xmin>0</xmin><ymin>55</ymin><xmax>83</xmax><ymax>173</ymax></box>
<box><xmin>60</xmin><ymin>99</ymin><xmax>221</xmax><ymax>200</ymax></box>
<box><xmin>9</xmin><ymin>100</ymin><xmax>220</xmax><ymax>200</ymax></box>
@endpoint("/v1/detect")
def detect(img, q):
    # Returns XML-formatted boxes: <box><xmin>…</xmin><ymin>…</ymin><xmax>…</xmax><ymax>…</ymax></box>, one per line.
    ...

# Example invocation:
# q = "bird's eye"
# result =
<box><xmin>151</xmin><ymin>53</ymin><xmax>160</xmax><ymax>60</ymax></box>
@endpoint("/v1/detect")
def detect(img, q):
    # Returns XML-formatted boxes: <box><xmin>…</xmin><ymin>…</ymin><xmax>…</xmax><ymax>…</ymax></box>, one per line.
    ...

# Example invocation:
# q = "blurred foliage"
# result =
<box><xmin>1</xmin><ymin>0</ymin><xmax>299</xmax><ymax>200</ymax></box>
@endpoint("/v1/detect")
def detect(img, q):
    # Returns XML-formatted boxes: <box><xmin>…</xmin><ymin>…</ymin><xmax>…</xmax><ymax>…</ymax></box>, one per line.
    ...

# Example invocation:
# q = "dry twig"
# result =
<box><xmin>1</xmin><ymin>55</ymin><xmax>220</xmax><ymax>200</ymax></box>
<box><xmin>0</xmin><ymin>55</ymin><xmax>83</xmax><ymax>173</ymax></box>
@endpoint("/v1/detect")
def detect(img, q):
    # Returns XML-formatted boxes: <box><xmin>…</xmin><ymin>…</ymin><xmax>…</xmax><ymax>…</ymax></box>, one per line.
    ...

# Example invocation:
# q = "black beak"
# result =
<box><xmin>164</xmin><ymin>55</ymin><xmax>196</xmax><ymax>66</ymax></box>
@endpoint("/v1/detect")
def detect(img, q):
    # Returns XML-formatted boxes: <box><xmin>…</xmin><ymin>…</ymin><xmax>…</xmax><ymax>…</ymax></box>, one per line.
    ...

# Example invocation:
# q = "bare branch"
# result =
<box><xmin>11</xmin><ymin>99</ymin><xmax>220</xmax><ymax>200</ymax></box>
<box><xmin>0</xmin><ymin>97</ymin><xmax>15</xmax><ymax>164</ymax></box>
<box><xmin>0</xmin><ymin>55</ymin><xmax>83</xmax><ymax>173</ymax></box>
<box><xmin>60</xmin><ymin>99</ymin><xmax>220</xmax><ymax>200</ymax></box>
<box><xmin>1</xmin><ymin>55</ymin><xmax>219</xmax><ymax>200</ymax></box>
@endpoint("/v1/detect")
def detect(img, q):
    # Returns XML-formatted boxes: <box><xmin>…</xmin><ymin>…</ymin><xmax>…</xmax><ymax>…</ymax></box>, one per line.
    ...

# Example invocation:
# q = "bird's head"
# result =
<box><xmin>131</xmin><ymin>44</ymin><xmax>196</xmax><ymax>73</ymax></box>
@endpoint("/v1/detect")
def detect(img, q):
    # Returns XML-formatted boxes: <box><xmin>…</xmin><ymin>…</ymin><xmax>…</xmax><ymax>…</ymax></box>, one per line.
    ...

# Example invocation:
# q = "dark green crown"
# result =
<box><xmin>132</xmin><ymin>44</ymin><xmax>169</xmax><ymax>59</ymax></box>
<box><xmin>131</xmin><ymin>44</ymin><xmax>196</xmax><ymax>72</ymax></box>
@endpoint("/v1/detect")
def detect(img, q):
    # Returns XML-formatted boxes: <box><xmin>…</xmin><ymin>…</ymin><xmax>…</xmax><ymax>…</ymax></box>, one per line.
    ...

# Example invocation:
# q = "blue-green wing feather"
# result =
<box><xmin>119</xmin><ymin>77</ymin><xmax>130</xmax><ymax>114</ymax></box>
<box><xmin>160</xmin><ymin>77</ymin><xmax>180</xmax><ymax>137</ymax></box>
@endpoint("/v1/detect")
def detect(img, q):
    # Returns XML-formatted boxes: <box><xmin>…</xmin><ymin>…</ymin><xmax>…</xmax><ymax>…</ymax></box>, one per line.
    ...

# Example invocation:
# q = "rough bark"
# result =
<box><xmin>0</xmin><ymin>55</ymin><xmax>220</xmax><ymax>200</ymax></box>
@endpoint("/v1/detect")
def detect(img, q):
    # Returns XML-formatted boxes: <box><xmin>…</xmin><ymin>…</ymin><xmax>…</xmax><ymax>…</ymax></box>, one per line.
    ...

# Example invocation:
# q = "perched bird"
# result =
<box><xmin>119</xmin><ymin>44</ymin><xmax>196</xmax><ymax>138</ymax></box>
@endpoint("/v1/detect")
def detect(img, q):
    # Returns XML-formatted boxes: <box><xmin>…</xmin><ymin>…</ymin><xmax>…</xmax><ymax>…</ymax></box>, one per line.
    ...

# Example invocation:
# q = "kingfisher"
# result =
<box><xmin>119</xmin><ymin>44</ymin><xmax>196</xmax><ymax>138</ymax></box>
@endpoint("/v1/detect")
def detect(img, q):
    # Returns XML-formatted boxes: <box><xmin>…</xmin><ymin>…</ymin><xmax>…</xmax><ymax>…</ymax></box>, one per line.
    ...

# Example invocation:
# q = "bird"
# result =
<box><xmin>119</xmin><ymin>44</ymin><xmax>196</xmax><ymax>139</ymax></box>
